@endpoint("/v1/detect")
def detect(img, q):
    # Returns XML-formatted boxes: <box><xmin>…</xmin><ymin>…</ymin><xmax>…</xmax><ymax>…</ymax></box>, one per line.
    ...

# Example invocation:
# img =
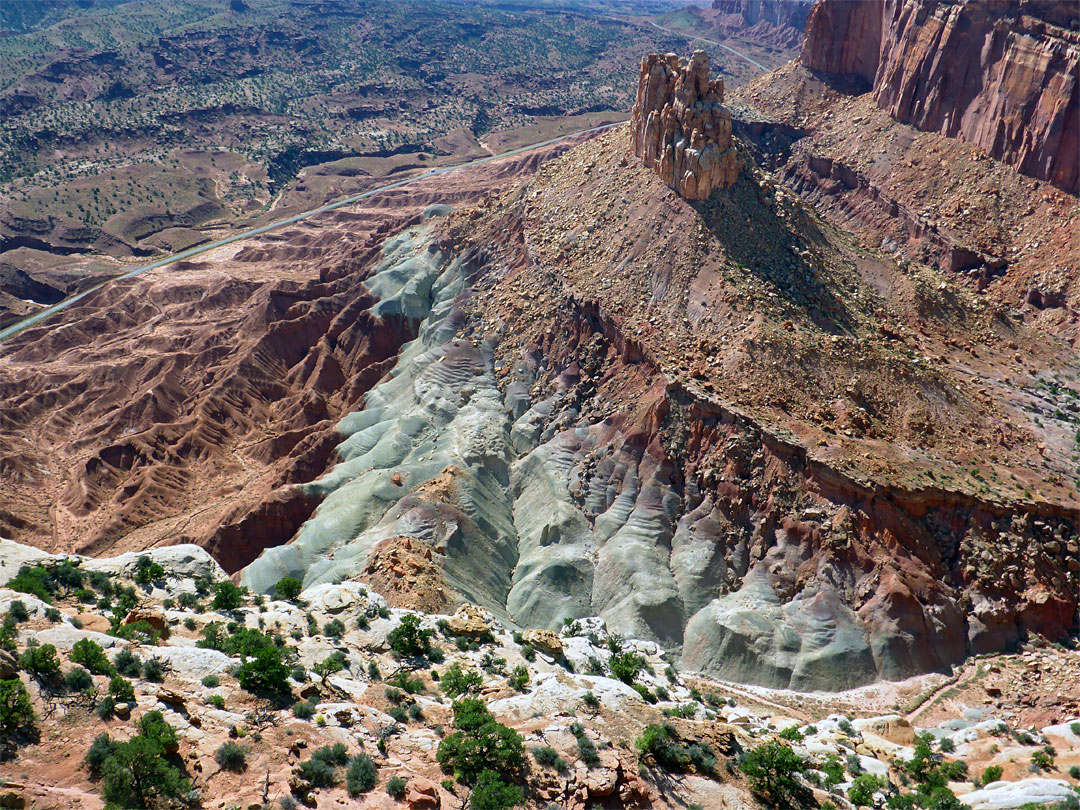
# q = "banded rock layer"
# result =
<box><xmin>630</xmin><ymin>51</ymin><xmax>739</xmax><ymax>200</ymax></box>
<box><xmin>801</xmin><ymin>0</ymin><xmax>1080</xmax><ymax>192</ymax></box>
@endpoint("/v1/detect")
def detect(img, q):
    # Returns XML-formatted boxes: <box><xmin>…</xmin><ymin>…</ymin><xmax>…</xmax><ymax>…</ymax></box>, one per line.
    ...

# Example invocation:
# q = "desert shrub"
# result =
<box><xmin>779</xmin><ymin>726</ymin><xmax>804</xmax><ymax>742</ymax></box>
<box><xmin>7</xmin><ymin>565</ymin><xmax>54</xmax><ymax>602</ymax></box>
<box><xmin>849</xmin><ymin>773</ymin><xmax>886</xmax><ymax>806</ymax></box>
<box><xmin>134</xmin><ymin>557</ymin><xmax>166</xmax><ymax>584</ymax></box>
<box><xmin>65</xmin><ymin>666</ymin><xmax>94</xmax><ymax>692</ymax></box>
<box><xmin>408</xmin><ymin>703</ymin><xmax>424</xmax><ymax>722</ymax></box>
<box><xmin>386</xmin><ymin>775</ymin><xmax>407</xmax><ymax>798</ymax></box>
<box><xmin>440</xmin><ymin>662</ymin><xmax>482</xmax><ymax>698</ymax></box>
<box><xmin>980</xmin><ymin>765</ymin><xmax>1003</xmax><ymax>785</ymax></box>
<box><xmin>312</xmin><ymin>650</ymin><xmax>347</xmax><ymax>679</ymax></box>
<box><xmin>1031</xmin><ymin>749</ymin><xmax>1054</xmax><ymax>770</ymax></box>
<box><xmin>820</xmin><ymin>754</ymin><xmax>845</xmax><ymax>788</ymax></box>
<box><xmin>113</xmin><ymin>649</ymin><xmax>142</xmax><ymax>677</ymax></box>
<box><xmin>20</xmin><ymin>643</ymin><xmax>62</xmax><ymax>680</ymax></box>
<box><xmin>662</xmin><ymin>704</ymin><xmax>697</xmax><ymax>720</ymax></box>
<box><xmin>236</xmin><ymin>646</ymin><xmax>290</xmax><ymax>695</ymax></box>
<box><xmin>215</xmin><ymin>741</ymin><xmax>247</xmax><ymax>772</ymax></box>
<box><xmin>570</xmin><ymin>722</ymin><xmax>600</xmax><ymax>766</ymax></box>
<box><xmin>508</xmin><ymin>665</ymin><xmax>529</xmax><ymax>692</ymax></box>
<box><xmin>581</xmin><ymin>691</ymin><xmax>600</xmax><ymax>711</ymax></box>
<box><xmin>838</xmin><ymin>718</ymin><xmax>855</xmax><ymax>735</ymax></box>
<box><xmin>95</xmin><ymin>695</ymin><xmax>116</xmax><ymax>720</ymax></box>
<box><xmin>98</xmin><ymin>713</ymin><xmax>188</xmax><ymax>808</ymax></box>
<box><xmin>8</xmin><ymin>600</ymin><xmax>29</xmax><ymax>622</ymax></box>
<box><xmin>142</xmin><ymin>657</ymin><xmax>165</xmax><ymax>682</ymax></box>
<box><xmin>388</xmin><ymin>705</ymin><xmax>409</xmax><ymax>724</ymax></box>
<box><xmin>297</xmin><ymin>744</ymin><xmax>349</xmax><ymax>788</ymax></box>
<box><xmin>323</xmin><ymin>619</ymin><xmax>346</xmax><ymax>639</ymax></box>
<box><xmin>386</xmin><ymin>671</ymin><xmax>424</xmax><ymax>694</ymax></box>
<box><xmin>740</xmin><ymin>740</ymin><xmax>807</xmax><ymax>807</ymax></box>
<box><xmin>388</xmin><ymin>614</ymin><xmax>437</xmax><ymax>660</ymax></box>
<box><xmin>84</xmin><ymin>733</ymin><xmax>115</xmax><ymax>776</ymax></box>
<box><xmin>273</xmin><ymin>577</ymin><xmax>304</xmax><ymax>601</ymax></box>
<box><xmin>469</xmin><ymin>769</ymin><xmax>522</xmax><ymax>810</ymax></box>
<box><xmin>209</xmin><ymin>695</ymin><xmax>225</xmax><ymax>709</ymax></box>
<box><xmin>938</xmin><ymin>736</ymin><xmax>955</xmax><ymax>753</ymax></box>
<box><xmin>71</xmin><ymin>638</ymin><xmax>114</xmax><ymax>676</ymax></box>
<box><xmin>367</xmin><ymin>660</ymin><xmax>381</xmax><ymax>680</ymax></box>
<box><xmin>1068</xmin><ymin>765</ymin><xmax>1080</xmax><ymax>781</ymax></box>
<box><xmin>609</xmin><ymin>650</ymin><xmax>645</xmax><ymax>685</ymax></box>
<box><xmin>532</xmin><ymin>745</ymin><xmax>567</xmax><ymax>771</ymax></box>
<box><xmin>108</xmin><ymin>676</ymin><xmax>135</xmax><ymax>703</ymax></box>
<box><xmin>0</xmin><ymin>618</ymin><xmax>16</xmax><ymax>654</ymax></box>
<box><xmin>0</xmin><ymin>678</ymin><xmax>35</xmax><ymax>737</ymax></box>
<box><xmin>211</xmin><ymin>581</ymin><xmax>244</xmax><ymax>611</ymax></box>
<box><xmin>385</xmin><ymin>686</ymin><xmax>405</xmax><ymax>703</ymax></box>
<box><xmin>635</xmin><ymin>723</ymin><xmax>713</xmax><ymax>774</ymax></box>
<box><xmin>436</xmin><ymin>698</ymin><xmax>525</xmax><ymax>784</ymax></box>
<box><xmin>346</xmin><ymin>753</ymin><xmax>377</xmax><ymax>795</ymax></box>
<box><xmin>201</xmin><ymin>674</ymin><xmax>220</xmax><ymax>688</ymax></box>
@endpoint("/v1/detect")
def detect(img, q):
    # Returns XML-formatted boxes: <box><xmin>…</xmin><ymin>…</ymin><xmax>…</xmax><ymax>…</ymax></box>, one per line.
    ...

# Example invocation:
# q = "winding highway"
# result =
<box><xmin>0</xmin><ymin>121</ymin><xmax>624</xmax><ymax>346</ymax></box>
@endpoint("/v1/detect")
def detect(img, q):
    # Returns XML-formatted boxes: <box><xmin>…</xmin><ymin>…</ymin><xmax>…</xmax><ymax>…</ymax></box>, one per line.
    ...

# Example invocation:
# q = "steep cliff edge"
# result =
<box><xmin>711</xmin><ymin>0</ymin><xmax>814</xmax><ymax>48</ymax></box>
<box><xmin>801</xmin><ymin>0</ymin><xmax>1080</xmax><ymax>193</ymax></box>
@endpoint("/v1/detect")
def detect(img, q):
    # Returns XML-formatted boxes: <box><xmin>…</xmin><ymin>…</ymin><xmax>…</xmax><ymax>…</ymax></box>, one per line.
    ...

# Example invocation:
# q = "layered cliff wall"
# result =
<box><xmin>630</xmin><ymin>51</ymin><xmax>739</xmax><ymax>200</ymax></box>
<box><xmin>801</xmin><ymin>0</ymin><xmax>1080</xmax><ymax>192</ymax></box>
<box><xmin>712</xmin><ymin>0</ymin><xmax>813</xmax><ymax>31</ymax></box>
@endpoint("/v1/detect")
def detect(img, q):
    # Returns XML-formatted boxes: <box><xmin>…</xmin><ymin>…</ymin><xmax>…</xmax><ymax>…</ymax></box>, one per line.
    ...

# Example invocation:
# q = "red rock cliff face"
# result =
<box><xmin>630</xmin><ymin>51</ymin><xmax>739</xmax><ymax>200</ymax></box>
<box><xmin>712</xmin><ymin>0</ymin><xmax>813</xmax><ymax>31</ymax></box>
<box><xmin>801</xmin><ymin>0</ymin><xmax>1080</xmax><ymax>193</ymax></box>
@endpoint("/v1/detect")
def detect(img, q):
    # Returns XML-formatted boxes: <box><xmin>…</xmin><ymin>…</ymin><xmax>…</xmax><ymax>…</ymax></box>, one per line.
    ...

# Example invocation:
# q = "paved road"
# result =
<box><xmin>645</xmin><ymin>20</ymin><xmax>769</xmax><ymax>71</ymax></box>
<box><xmin>0</xmin><ymin>121</ymin><xmax>624</xmax><ymax>345</ymax></box>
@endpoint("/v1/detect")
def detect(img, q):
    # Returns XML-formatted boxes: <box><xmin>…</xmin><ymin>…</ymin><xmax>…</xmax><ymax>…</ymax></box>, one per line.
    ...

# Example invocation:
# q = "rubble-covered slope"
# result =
<box><xmin>240</xmin><ymin>124</ymin><xmax>1078</xmax><ymax>691</ymax></box>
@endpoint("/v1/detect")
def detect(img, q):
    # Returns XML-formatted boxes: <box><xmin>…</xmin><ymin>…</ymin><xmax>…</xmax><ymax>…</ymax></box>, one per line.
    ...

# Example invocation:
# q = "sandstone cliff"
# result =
<box><xmin>801</xmin><ymin>0</ymin><xmax>1080</xmax><ymax>193</ymax></box>
<box><xmin>712</xmin><ymin>0</ymin><xmax>813</xmax><ymax>37</ymax></box>
<box><xmin>630</xmin><ymin>51</ymin><xmax>739</xmax><ymax>200</ymax></box>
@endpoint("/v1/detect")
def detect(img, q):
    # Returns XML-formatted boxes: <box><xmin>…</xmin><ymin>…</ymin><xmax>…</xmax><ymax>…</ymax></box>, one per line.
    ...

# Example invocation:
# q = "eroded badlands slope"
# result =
<box><xmin>238</xmin><ymin>121</ymin><xmax>1078</xmax><ymax>690</ymax></box>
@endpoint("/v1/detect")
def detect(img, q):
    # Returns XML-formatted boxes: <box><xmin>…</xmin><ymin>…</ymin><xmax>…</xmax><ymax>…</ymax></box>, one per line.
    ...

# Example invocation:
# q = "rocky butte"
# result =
<box><xmin>630</xmin><ymin>50</ymin><xmax>739</xmax><ymax>200</ymax></box>
<box><xmin>801</xmin><ymin>0</ymin><xmax>1080</xmax><ymax>192</ymax></box>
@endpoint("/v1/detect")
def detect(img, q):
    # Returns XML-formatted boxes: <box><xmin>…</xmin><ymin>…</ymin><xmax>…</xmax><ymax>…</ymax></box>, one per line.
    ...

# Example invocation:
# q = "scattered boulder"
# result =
<box><xmin>522</xmin><ymin>628</ymin><xmax>564</xmax><ymax>658</ymax></box>
<box><xmin>0</xmin><ymin>649</ymin><xmax>17</xmax><ymax>679</ymax></box>
<box><xmin>446</xmin><ymin>604</ymin><xmax>492</xmax><ymax>637</ymax></box>
<box><xmin>405</xmin><ymin>777</ymin><xmax>441</xmax><ymax>809</ymax></box>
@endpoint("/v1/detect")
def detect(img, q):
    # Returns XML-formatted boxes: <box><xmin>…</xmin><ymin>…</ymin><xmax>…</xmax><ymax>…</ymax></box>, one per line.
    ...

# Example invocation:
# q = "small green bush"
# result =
<box><xmin>71</xmin><ymin>638</ymin><xmax>114</xmax><ymax>676</ymax></box>
<box><xmin>388</xmin><ymin>614</ymin><xmax>437</xmax><ymax>660</ymax></box>
<box><xmin>532</xmin><ymin>745</ymin><xmax>567</xmax><ymax>771</ymax></box>
<box><xmin>848</xmin><ymin>773</ymin><xmax>886</xmax><ymax>806</ymax></box>
<box><xmin>386</xmin><ymin>775</ymin><xmax>407</xmax><ymax>798</ymax></box>
<box><xmin>739</xmin><ymin>740</ymin><xmax>807</xmax><ymax>807</ymax></box>
<box><xmin>65</xmin><ymin>666</ymin><xmax>94</xmax><ymax>692</ymax></box>
<box><xmin>108</xmin><ymin>676</ymin><xmax>135</xmax><ymax>703</ymax></box>
<box><xmin>211</xmin><ymin>581</ymin><xmax>244</xmax><ymax>611</ymax></box>
<box><xmin>0</xmin><ymin>678</ymin><xmax>35</xmax><ymax>737</ymax></box>
<box><xmin>508</xmin><ymin>665</ymin><xmax>529</xmax><ymax>692</ymax></box>
<box><xmin>981</xmin><ymin>765</ymin><xmax>1003</xmax><ymax>785</ymax></box>
<box><xmin>7</xmin><ymin>565</ymin><xmax>54</xmax><ymax>602</ymax></box>
<box><xmin>609</xmin><ymin>651</ymin><xmax>645</xmax><ymax>685</ymax></box>
<box><xmin>113</xmin><ymin>649</ymin><xmax>142</xmax><ymax>677</ymax></box>
<box><xmin>273</xmin><ymin>577</ymin><xmax>304</xmax><ymax>601</ymax></box>
<box><xmin>346</xmin><ymin>753</ymin><xmax>377</xmax><ymax>795</ymax></box>
<box><xmin>97</xmin><ymin>712</ymin><xmax>188</xmax><ymax>808</ymax></box>
<box><xmin>436</xmin><ymin>698</ymin><xmax>525</xmax><ymax>784</ymax></box>
<box><xmin>236</xmin><ymin>646</ymin><xmax>290</xmax><ymax>695</ymax></box>
<box><xmin>8</xmin><ymin>600</ymin><xmax>29</xmax><ymax>622</ymax></box>
<box><xmin>439</xmin><ymin>662</ymin><xmax>482</xmax><ymax>697</ymax></box>
<box><xmin>215</xmin><ymin>741</ymin><xmax>247</xmax><ymax>772</ymax></box>
<box><xmin>468</xmin><ymin>769</ymin><xmax>522</xmax><ymax>810</ymax></box>
<box><xmin>84</xmin><ymin>733</ymin><xmax>115</xmax><ymax>777</ymax></box>
<box><xmin>292</xmin><ymin>700</ymin><xmax>316</xmax><ymax>719</ymax></box>
<box><xmin>570</xmin><ymin>723</ymin><xmax>599</xmax><ymax>766</ymax></box>
<box><xmin>323</xmin><ymin>619</ymin><xmax>346</xmax><ymax>638</ymax></box>
<box><xmin>20</xmin><ymin>643</ymin><xmax>62</xmax><ymax>680</ymax></box>
<box><xmin>201</xmin><ymin>674</ymin><xmax>220</xmax><ymax>688</ymax></box>
<box><xmin>142</xmin><ymin>658</ymin><xmax>165</xmax><ymax>682</ymax></box>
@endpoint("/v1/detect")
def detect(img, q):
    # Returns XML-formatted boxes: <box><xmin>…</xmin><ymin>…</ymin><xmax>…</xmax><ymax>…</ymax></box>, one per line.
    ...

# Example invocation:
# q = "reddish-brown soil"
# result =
<box><xmin>0</xmin><ymin>139</ymin><xmax>584</xmax><ymax>568</ymax></box>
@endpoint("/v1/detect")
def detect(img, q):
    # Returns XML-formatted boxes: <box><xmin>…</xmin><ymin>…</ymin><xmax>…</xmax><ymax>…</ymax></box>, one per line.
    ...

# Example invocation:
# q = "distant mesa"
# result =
<box><xmin>630</xmin><ymin>50</ymin><xmax>739</xmax><ymax>200</ymax></box>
